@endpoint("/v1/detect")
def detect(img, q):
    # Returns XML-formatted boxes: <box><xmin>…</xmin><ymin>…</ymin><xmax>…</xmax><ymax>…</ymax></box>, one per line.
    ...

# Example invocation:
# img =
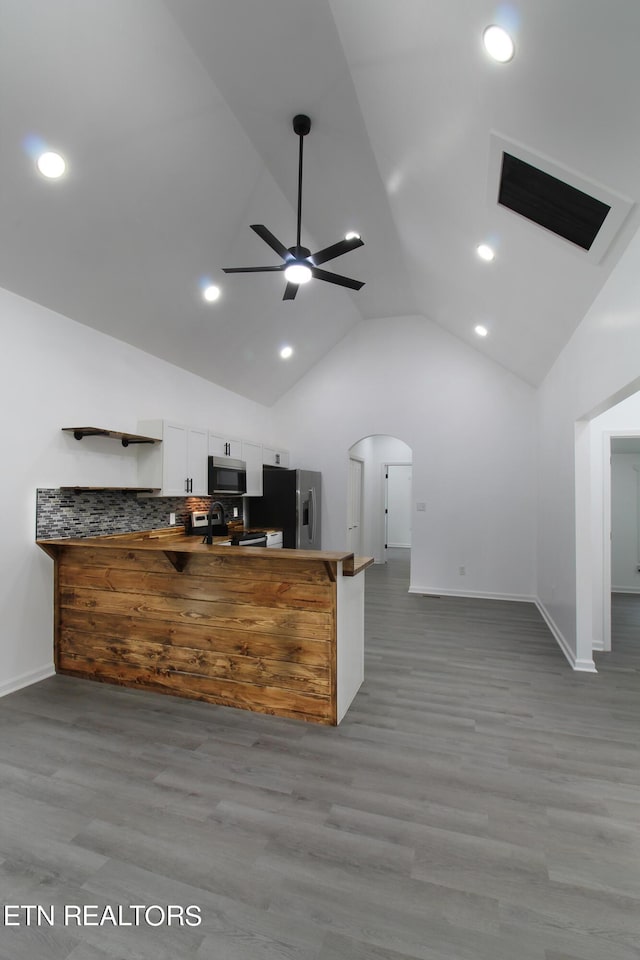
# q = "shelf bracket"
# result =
<box><xmin>120</xmin><ymin>437</ymin><xmax>155</xmax><ymax>447</ymax></box>
<box><xmin>73</xmin><ymin>429</ymin><xmax>109</xmax><ymax>441</ymax></box>
<box><xmin>163</xmin><ymin>551</ymin><xmax>190</xmax><ymax>573</ymax></box>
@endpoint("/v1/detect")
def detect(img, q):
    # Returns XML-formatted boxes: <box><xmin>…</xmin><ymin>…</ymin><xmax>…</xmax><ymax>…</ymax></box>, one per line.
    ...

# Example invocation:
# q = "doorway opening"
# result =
<box><xmin>575</xmin><ymin>382</ymin><xmax>640</xmax><ymax>665</ymax></box>
<box><xmin>347</xmin><ymin>435</ymin><xmax>413</xmax><ymax>574</ymax></box>
<box><xmin>596</xmin><ymin>429</ymin><xmax>640</xmax><ymax>654</ymax></box>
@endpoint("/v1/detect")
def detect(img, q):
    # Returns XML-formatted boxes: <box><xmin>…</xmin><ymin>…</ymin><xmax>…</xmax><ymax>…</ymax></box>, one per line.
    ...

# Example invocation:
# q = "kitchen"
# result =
<box><xmin>36</xmin><ymin>419</ymin><xmax>371</xmax><ymax>725</ymax></box>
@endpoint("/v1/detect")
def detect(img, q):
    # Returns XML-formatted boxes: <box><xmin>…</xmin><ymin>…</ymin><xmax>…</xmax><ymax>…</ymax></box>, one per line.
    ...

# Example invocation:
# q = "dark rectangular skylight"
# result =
<box><xmin>498</xmin><ymin>152</ymin><xmax>611</xmax><ymax>250</ymax></box>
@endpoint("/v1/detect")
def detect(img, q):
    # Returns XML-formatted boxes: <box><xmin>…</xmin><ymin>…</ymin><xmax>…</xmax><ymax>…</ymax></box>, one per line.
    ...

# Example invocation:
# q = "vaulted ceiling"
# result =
<box><xmin>2</xmin><ymin>1</ymin><xmax>639</xmax><ymax>404</ymax></box>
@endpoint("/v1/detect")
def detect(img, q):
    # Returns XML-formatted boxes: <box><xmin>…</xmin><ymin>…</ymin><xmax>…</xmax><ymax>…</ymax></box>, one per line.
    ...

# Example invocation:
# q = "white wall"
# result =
<box><xmin>536</xmin><ymin>222</ymin><xmax>640</xmax><ymax>670</ymax></box>
<box><xmin>1</xmin><ymin>286</ymin><xmax>274</xmax><ymax>696</ymax></box>
<box><xmin>274</xmin><ymin>315</ymin><xmax>537</xmax><ymax>600</ymax></box>
<box><xmin>611</xmin><ymin>453</ymin><xmax>640</xmax><ymax>591</ymax></box>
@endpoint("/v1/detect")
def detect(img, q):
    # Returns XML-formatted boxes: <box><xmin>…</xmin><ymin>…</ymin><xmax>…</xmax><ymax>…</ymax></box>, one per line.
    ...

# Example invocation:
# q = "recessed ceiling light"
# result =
<box><xmin>36</xmin><ymin>151</ymin><xmax>66</xmax><ymax>179</ymax></box>
<box><xmin>283</xmin><ymin>263</ymin><xmax>312</xmax><ymax>285</ymax></box>
<box><xmin>475</xmin><ymin>324</ymin><xmax>489</xmax><ymax>337</ymax></box>
<box><xmin>483</xmin><ymin>25</ymin><xmax>515</xmax><ymax>63</ymax></box>
<box><xmin>345</xmin><ymin>231</ymin><xmax>361</xmax><ymax>241</ymax></box>
<box><xmin>203</xmin><ymin>284</ymin><xmax>221</xmax><ymax>302</ymax></box>
<box><xmin>477</xmin><ymin>243</ymin><xmax>495</xmax><ymax>262</ymax></box>
<box><xmin>280</xmin><ymin>345</ymin><xmax>293</xmax><ymax>359</ymax></box>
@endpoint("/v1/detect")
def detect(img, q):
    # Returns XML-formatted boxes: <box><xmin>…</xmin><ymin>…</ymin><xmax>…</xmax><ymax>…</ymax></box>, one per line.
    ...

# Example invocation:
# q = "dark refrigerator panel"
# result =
<box><xmin>248</xmin><ymin>468</ymin><xmax>321</xmax><ymax>549</ymax></box>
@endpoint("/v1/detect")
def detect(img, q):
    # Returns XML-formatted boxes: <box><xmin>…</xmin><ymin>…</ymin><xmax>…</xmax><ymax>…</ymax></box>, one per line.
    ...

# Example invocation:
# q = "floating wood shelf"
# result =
<box><xmin>62</xmin><ymin>427</ymin><xmax>161</xmax><ymax>447</ymax></box>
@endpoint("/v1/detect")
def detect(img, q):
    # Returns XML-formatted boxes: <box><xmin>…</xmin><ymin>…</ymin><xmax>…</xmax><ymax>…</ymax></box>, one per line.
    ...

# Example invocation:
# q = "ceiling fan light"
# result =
<box><xmin>284</xmin><ymin>263</ymin><xmax>312</xmax><ymax>285</ymax></box>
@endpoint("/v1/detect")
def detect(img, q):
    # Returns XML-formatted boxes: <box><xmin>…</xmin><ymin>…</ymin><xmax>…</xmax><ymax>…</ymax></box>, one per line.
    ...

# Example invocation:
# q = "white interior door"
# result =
<box><xmin>386</xmin><ymin>464</ymin><xmax>412</xmax><ymax>547</ymax></box>
<box><xmin>347</xmin><ymin>457</ymin><xmax>363</xmax><ymax>554</ymax></box>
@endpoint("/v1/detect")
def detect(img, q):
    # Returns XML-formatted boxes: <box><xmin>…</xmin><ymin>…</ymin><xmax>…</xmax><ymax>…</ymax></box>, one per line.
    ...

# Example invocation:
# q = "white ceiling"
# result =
<box><xmin>2</xmin><ymin>0</ymin><xmax>640</xmax><ymax>405</ymax></box>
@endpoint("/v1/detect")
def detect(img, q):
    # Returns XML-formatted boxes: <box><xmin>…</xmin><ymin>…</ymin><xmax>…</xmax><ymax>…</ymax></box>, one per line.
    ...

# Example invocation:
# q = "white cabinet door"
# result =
<box><xmin>162</xmin><ymin>422</ymin><xmax>190</xmax><ymax>496</ymax></box>
<box><xmin>242</xmin><ymin>440</ymin><xmax>263</xmax><ymax>496</ymax></box>
<box><xmin>137</xmin><ymin>420</ymin><xmax>207</xmax><ymax>496</ymax></box>
<box><xmin>209</xmin><ymin>433</ymin><xmax>242</xmax><ymax>459</ymax></box>
<box><xmin>188</xmin><ymin>426</ymin><xmax>209</xmax><ymax>495</ymax></box>
<box><xmin>263</xmin><ymin>447</ymin><xmax>290</xmax><ymax>468</ymax></box>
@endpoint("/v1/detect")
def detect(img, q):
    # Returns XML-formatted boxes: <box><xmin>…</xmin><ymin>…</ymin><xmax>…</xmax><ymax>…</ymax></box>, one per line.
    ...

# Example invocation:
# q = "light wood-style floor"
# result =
<box><xmin>1</xmin><ymin>554</ymin><xmax>640</xmax><ymax>959</ymax></box>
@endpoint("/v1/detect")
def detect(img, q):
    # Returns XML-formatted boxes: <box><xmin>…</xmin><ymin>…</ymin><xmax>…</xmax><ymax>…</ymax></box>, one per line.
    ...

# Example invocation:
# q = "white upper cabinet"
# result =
<box><xmin>137</xmin><ymin>420</ymin><xmax>208</xmax><ymax>496</ymax></box>
<box><xmin>137</xmin><ymin>419</ymin><xmax>291</xmax><ymax>497</ymax></box>
<box><xmin>263</xmin><ymin>447</ymin><xmax>290</xmax><ymax>468</ymax></box>
<box><xmin>208</xmin><ymin>433</ymin><xmax>242</xmax><ymax>460</ymax></box>
<box><xmin>187</xmin><ymin>426</ymin><xmax>208</xmax><ymax>495</ymax></box>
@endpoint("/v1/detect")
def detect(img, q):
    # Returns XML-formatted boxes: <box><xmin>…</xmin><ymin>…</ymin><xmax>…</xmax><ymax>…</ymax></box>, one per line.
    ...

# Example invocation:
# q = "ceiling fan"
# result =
<box><xmin>222</xmin><ymin>114</ymin><xmax>364</xmax><ymax>301</ymax></box>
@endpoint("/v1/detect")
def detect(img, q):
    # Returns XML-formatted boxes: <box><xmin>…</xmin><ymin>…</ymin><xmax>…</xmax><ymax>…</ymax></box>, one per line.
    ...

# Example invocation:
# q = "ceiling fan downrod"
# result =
<box><xmin>293</xmin><ymin>114</ymin><xmax>311</xmax><ymax>253</ymax></box>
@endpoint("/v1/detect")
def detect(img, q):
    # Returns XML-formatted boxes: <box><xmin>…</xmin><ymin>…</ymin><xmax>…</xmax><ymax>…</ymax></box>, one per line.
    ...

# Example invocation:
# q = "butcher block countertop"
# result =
<box><xmin>37</xmin><ymin>527</ymin><xmax>374</xmax><ymax>577</ymax></box>
<box><xmin>37</xmin><ymin>527</ymin><xmax>372</xmax><ymax>725</ymax></box>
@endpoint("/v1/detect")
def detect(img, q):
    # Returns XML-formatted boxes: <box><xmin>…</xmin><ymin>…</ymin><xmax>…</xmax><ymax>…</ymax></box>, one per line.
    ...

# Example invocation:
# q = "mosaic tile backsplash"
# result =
<box><xmin>36</xmin><ymin>489</ymin><xmax>244</xmax><ymax>540</ymax></box>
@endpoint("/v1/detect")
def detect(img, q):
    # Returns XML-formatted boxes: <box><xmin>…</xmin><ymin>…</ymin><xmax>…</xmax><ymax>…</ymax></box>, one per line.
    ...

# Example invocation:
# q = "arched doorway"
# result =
<box><xmin>347</xmin><ymin>435</ymin><xmax>413</xmax><ymax>570</ymax></box>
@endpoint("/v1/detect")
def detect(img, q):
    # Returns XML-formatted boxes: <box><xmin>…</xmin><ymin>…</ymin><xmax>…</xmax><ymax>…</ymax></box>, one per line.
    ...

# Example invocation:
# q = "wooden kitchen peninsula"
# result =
<box><xmin>38</xmin><ymin>528</ymin><xmax>373</xmax><ymax>725</ymax></box>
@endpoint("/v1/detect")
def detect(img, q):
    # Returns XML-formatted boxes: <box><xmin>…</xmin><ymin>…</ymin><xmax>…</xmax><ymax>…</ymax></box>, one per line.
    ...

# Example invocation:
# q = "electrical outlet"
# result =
<box><xmin>458</xmin><ymin>565</ymin><xmax>466</xmax><ymax>576</ymax></box>
<box><xmin>416</xmin><ymin>502</ymin><xmax>426</xmax><ymax>512</ymax></box>
<box><xmin>233</xmin><ymin>506</ymin><xmax>239</xmax><ymax>518</ymax></box>
<box><xmin>169</xmin><ymin>512</ymin><xmax>176</xmax><ymax>525</ymax></box>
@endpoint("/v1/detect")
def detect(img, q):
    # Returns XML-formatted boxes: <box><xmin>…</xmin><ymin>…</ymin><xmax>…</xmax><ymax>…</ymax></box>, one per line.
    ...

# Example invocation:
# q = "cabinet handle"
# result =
<box><xmin>185</xmin><ymin>479</ymin><xmax>189</xmax><ymax>493</ymax></box>
<box><xmin>189</xmin><ymin>478</ymin><xmax>193</xmax><ymax>492</ymax></box>
<box><xmin>275</xmin><ymin>453</ymin><xmax>280</xmax><ymax>465</ymax></box>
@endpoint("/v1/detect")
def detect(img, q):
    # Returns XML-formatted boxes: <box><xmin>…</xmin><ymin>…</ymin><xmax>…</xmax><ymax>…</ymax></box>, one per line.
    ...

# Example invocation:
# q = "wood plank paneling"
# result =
<box><xmin>56</xmin><ymin>546</ymin><xmax>337</xmax><ymax>583</ymax></box>
<box><xmin>57</xmin><ymin>657</ymin><xmax>333</xmax><ymax>723</ymax></box>
<box><xmin>59</xmin><ymin>564</ymin><xmax>335</xmax><ymax>611</ymax></box>
<box><xmin>52</xmin><ymin>542</ymin><xmax>338</xmax><ymax>723</ymax></box>
<box><xmin>59</xmin><ymin>632</ymin><xmax>331</xmax><ymax>695</ymax></box>
<box><xmin>59</xmin><ymin>610</ymin><xmax>332</xmax><ymax>665</ymax></box>
<box><xmin>60</xmin><ymin>586</ymin><xmax>333</xmax><ymax>641</ymax></box>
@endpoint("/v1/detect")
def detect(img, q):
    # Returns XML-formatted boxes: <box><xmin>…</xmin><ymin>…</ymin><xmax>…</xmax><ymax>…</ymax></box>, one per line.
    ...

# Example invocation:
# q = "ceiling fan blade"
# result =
<box><xmin>250</xmin><ymin>224</ymin><xmax>294</xmax><ymax>262</ymax></box>
<box><xmin>310</xmin><ymin>236</ymin><xmax>364</xmax><ymax>266</ymax></box>
<box><xmin>311</xmin><ymin>266</ymin><xmax>364</xmax><ymax>290</ymax></box>
<box><xmin>283</xmin><ymin>282</ymin><xmax>299</xmax><ymax>301</ymax></box>
<box><xmin>222</xmin><ymin>265</ymin><xmax>286</xmax><ymax>274</ymax></box>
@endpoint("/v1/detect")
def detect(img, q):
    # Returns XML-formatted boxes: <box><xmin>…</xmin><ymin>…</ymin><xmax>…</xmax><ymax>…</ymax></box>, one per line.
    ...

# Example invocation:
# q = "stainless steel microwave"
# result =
<box><xmin>208</xmin><ymin>456</ymin><xmax>247</xmax><ymax>496</ymax></box>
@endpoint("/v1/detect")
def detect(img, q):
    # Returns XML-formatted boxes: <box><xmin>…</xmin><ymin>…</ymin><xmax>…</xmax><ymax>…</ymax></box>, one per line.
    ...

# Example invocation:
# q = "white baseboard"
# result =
<box><xmin>534</xmin><ymin>600</ymin><xmax>597</xmax><ymax>673</ymax></box>
<box><xmin>0</xmin><ymin>664</ymin><xmax>55</xmax><ymax>698</ymax></box>
<box><xmin>408</xmin><ymin>585</ymin><xmax>536</xmax><ymax>603</ymax></box>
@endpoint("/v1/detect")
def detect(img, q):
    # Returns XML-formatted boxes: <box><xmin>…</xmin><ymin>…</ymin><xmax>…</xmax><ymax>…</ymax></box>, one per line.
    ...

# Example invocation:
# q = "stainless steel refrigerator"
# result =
<box><xmin>249</xmin><ymin>469</ymin><xmax>321</xmax><ymax>549</ymax></box>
